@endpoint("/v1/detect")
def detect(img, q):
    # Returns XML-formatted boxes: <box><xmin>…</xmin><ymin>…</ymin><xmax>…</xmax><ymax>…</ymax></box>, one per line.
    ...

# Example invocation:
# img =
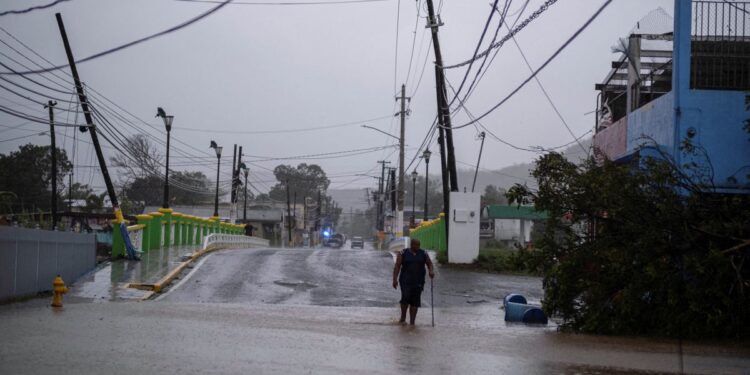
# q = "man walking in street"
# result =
<box><xmin>392</xmin><ymin>238</ymin><xmax>434</xmax><ymax>325</ymax></box>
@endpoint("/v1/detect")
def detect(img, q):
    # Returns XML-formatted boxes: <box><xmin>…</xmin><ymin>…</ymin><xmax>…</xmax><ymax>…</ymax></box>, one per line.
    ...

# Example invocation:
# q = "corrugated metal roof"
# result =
<box><xmin>484</xmin><ymin>205</ymin><xmax>547</xmax><ymax>220</ymax></box>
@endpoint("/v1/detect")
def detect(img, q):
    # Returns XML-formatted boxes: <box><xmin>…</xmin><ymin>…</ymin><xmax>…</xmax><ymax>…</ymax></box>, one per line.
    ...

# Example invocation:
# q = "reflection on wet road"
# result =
<box><xmin>1</xmin><ymin>245</ymin><xmax>748</xmax><ymax>374</ymax></box>
<box><xmin>158</xmin><ymin>243</ymin><xmax>544</xmax><ymax>310</ymax></box>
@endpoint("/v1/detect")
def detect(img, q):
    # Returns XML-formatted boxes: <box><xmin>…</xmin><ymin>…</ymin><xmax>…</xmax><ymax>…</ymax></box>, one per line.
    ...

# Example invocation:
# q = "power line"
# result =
<box><xmin>246</xmin><ymin>145</ymin><xmax>398</xmax><ymax>162</ymax></box>
<box><xmin>0</xmin><ymin>131</ymin><xmax>47</xmax><ymax>143</ymax></box>
<box><xmin>173</xmin><ymin>0</ymin><xmax>387</xmax><ymax>5</ymax></box>
<box><xmin>441</xmin><ymin>0</ymin><xmax>558</xmax><ymax>70</ymax></box>
<box><xmin>403</xmin><ymin>0</ymin><xmax>422</xmax><ymax>88</ymax></box>
<box><xmin>175</xmin><ymin>115</ymin><xmax>392</xmax><ymax>134</ymax></box>
<box><xmin>452</xmin><ymin>0</ymin><xmax>614</xmax><ymax>130</ymax></box>
<box><xmin>506</xmin><ymin>21</ymin><xmax>587</xmax><ymax>154</ymax></box>
<box><xmin>0</xmin><ymin>0</ymin><xmax>233</xmax><ymax>76</ymax></box>
<box><xmin>446</xmin><ymin>0</ymin><xmax>505</xmax><ymax>109</ymax></box>
<box><xmin>453</xmin><ymin>0</ymin><xmax>515</xmax><ymax>111</ymax></box>
<box><xmin>455</xmin><ymin>0</ymin><xmax>530</xmax><ymax>109</ymax></box>
<box><xmin>0</xmin><ymin>0</ymin><xmax>71</xmax><ymax>17</ymax></box>
<box><xmin>392</xmin><ymin>0</ymin><xmax>402</xmax><ymax>95</ymax></box>
<box><xmin>445</xmin><ymin>77</ymin><xmax>591</xmax><ymax>153</ymax></box>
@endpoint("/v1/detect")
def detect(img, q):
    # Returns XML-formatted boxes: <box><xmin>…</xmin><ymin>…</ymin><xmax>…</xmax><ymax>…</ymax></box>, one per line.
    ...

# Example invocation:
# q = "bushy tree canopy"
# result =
<box><xmin>0</xmin><ymin>144</ymin><xmax>72</xmax><ymax>213</ymax></box>
<box><xmin>508</xmin><ymin>152</ymin><xmax>750</xmax><ymax>339</ymax></box>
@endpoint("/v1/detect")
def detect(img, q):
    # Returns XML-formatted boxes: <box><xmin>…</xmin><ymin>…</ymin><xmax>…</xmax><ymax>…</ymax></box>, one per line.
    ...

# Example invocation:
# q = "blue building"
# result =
<box><xmin>593</xmin><ymin>0</ymin><xmax>750</xmax><ymax>193</ymax></box>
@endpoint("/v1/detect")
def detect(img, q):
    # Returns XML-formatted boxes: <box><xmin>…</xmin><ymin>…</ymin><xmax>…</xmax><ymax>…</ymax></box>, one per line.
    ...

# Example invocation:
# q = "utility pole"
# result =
<box><xmin>56</xmin><ymin>14</ymin><xmax>130</xmax><ymax>251</ymax></box>
<box><xmin>396</xmin><ymin>84</ymin><xmax>410</xmax><ymax>235</ymax></box>
<box><xmin>286</xmin><ymin>180</ymin><xmax>292</xmax><ymax>246</ymax></box>
<box><xmin>472</xmin><ymin>132</ymin><xmax>486</xmax><ymax>192</ymax></box>
<box><xmin>316</xmin><ymin>190</ymin><xmax>322</xmax><ymax>245</ymax></box>
<box><xmin>45</xmin><ymin>100</ymin><xmax>58</xmax><ymax>229</ymax></box>
<box><xmin>230</xmin><ymin>144</ymin><xmax>237</xmax><ymax>221</ymax></box>
<box><xmin>424</xmin><ymin>0</ymin><xmax>459</xmax><ymax>252</ymax></box>
<box><xmin>376</xmin><ymin>160</ymin><xmax>390</xmax><ymax>231</ymax></box>
<box><xmin>243</xmin><ymin>167</ymin><xmax>248</xmax><ymax>222</ymax></box>
<box><xmin>424</xmin><ymin>1</ymin><xmax>459</xmax><ymax>192</ymax></box>
<box><xmin>68</xmin><ymin>128</ymin><xmax>74</xmax><ymax>213</ymax></box>
<box><xmin>303</xmin><ymin>196</ymin><xmax>307</xmax><ymax>230</ymax></box>
<box><xmin>435</xmin><ymin>68</ymin><xmax>451</xmax><ymax>239</ymax></box>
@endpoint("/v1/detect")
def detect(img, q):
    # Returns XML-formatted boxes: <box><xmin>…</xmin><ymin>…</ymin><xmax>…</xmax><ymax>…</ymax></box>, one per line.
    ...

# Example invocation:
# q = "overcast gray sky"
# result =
<box><xmin>0</xmin><ymin>0</ymin><xmax>674</xmax><ymax>195</ymax></box>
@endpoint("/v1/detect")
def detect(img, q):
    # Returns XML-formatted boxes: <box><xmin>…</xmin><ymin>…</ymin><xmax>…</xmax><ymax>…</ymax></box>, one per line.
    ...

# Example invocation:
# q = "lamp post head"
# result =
<box><xmin>210</xmin><ymin>140</ymin><xmax>222</xmax><ymax>157</ymax></box>
<box><xmin>163</xmin><ymin>115</ymin><xmax>174</xmax><ymax>132</ymax></box>
<box><xmin>422</xmin><ymin>149</ymin><xmax>431</xmax><ymax>162</ymax></box>
<box><xmin>411</xmin><ymin>170</ymin><xmax>418</xmax><ymax>180</ymax></box>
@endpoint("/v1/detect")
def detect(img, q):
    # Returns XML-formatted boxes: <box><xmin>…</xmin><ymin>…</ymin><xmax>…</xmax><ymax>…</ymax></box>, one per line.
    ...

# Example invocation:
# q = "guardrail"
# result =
<box><xmin>409</xmin><ymin>213</ymin><xmax>447</xmax><ymax>252</ymax></box>
<box><xmin>112</xmin><ymin>208</ymin><xmax>247</xmax><ymax>258</ymax></box>
<box><xmin>126</xmin><ymin>224</ymin><xmax>146</xmax><ymax>254</ymax></box>
<box><xmin>202</xmin><ymin>233</ymin><xmax>270</xmax><ymax>249</ymax></box>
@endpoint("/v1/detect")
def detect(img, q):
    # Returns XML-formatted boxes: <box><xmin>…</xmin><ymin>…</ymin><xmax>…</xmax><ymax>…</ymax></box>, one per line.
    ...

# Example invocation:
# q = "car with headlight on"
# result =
<box><xmin>351</xmin><ymin>236</ymin><xmax>364</xmax><ymax>249</ymax></box>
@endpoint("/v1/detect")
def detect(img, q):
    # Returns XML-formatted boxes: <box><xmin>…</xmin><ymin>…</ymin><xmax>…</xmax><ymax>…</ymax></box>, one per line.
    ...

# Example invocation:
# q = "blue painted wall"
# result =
<box><xmin>618</xmin><ymin>0</ymin><xmax>750</xmax><ymax>192</ymax></box>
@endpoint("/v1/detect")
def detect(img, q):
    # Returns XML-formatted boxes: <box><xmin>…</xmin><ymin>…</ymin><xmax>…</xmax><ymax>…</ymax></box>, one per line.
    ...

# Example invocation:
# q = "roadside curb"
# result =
<box><xmin>126</xmin><ymin>244</ymin><xmax>227</xmax><ymax>296</ymax></box>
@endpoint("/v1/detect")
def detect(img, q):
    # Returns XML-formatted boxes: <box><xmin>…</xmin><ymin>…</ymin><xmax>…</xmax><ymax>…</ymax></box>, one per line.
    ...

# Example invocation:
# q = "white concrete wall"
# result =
<box><xmin>494</xmin><ymin>219</ymin><xmax>520</xmax><ymax>241</ymax></box>
<box><xmin>493</xmin><ymin>219</ymin><xmax>533</xmax><ymax>245</ymax></box>
<box><xmin>448</xmin><ymin>192</ymin><xmax>480</xmax><ymax>264</ymax></box>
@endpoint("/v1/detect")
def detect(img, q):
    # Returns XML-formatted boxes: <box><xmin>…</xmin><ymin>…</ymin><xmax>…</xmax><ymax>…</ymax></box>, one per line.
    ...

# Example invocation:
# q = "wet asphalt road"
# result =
<box><xmin>2</xmin><ymin>244</ymin><xmax>749</xmax><ymax>374</ymax></box>
<box><xmin>158</xmin><ymin>242</ymin><xmax>543</xmax><ymax>309</ymax></box>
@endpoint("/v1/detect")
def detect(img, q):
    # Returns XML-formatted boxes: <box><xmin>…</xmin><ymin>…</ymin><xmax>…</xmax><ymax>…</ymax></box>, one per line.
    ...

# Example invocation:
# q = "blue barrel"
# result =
<box><xmin>503</xmin><ymin>293</ymin><xmax>527</xmax><ymax>308</ymax></box>
<box><xmin>504</xmin><ymin>301</ymin><xmax>548</xmax><ymax>324</ymax></box>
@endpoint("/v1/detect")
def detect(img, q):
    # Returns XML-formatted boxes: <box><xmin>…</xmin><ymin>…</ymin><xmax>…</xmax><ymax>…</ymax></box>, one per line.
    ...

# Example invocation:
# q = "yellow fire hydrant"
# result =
<box><xmin>51</xmin><ymin>275</ymin><xmax>68</xmax><ymax>307</ymax></box>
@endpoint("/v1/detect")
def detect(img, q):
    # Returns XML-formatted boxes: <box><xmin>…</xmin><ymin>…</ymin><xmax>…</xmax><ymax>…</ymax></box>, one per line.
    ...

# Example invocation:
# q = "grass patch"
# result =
<box><xmin>435</xmin><ymin>247</ymin><xmax>541</xmax><ymax>276</ymax></box>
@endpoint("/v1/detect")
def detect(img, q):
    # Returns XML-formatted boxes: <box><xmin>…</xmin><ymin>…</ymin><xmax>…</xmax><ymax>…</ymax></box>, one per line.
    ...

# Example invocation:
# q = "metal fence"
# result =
<box><xmin>692</xmin><ymin>1</ymin><xmax>750</xmax><ymax>90</ymax></box>
<box><xmin>0</xmin><ymin>226</ymin><xmax>96</xmax><ymax>301</ymax></box>
<box><xmin>202</xmin><ymin>233</ymin><xmax>270</xmax><ymax>249</ymax></box>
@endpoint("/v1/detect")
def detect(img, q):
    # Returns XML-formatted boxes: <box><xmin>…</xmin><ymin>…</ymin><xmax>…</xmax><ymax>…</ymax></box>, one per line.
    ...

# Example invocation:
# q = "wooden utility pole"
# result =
<box><xmin>286</xmin><ymin>180</ymin><xmax>292</xmax><ymax>245</ymax></box>
<box><xmin>45</xmin><ymin>100</ymin><xmax>58</xmax><ymax>229</ymax></box>
<box><xmin>376</xmin><ymin>160</ymin><xmax>390</xmax><ymax>231</ymax></box>
<box><xmin>423</xmin><ymin>0</ymin><xmax>459</xmax><ymax>251</ymax></box>
<box><xmin>396</xmin><ymin>84</ymin><xmax>410</xmax><ymax>235</ymax></box>
<box><xmin>424</xmin><ymin>0</ymin><xmax>458</xmax><ymax>192</ymax></box>
<box><xmin>243</xmin><ymin>168</ymin><xmax>248</xmax><ymax>222</ymax></box>
<box><xmin>435</xmin><ymin>67</ymin><xmax>451</xmax><ymax>240</ymax></box>
<box><xmin>56</xmin><ymin>14</ymin><xmax>125</xmax><ymax>224</ymax></box>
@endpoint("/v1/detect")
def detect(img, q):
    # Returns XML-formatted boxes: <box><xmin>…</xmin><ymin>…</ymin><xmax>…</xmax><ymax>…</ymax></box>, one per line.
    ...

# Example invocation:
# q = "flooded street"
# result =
<box><xmin>1</xmin><ymin>245</ymin><xmax>747</xmax><ymax>374</ymax></box>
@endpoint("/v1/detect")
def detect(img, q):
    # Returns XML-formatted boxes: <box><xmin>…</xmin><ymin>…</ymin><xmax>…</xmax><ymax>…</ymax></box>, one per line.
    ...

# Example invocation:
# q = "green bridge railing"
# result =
<box><xmin>409</xmin><ymin>213</ymin><xmax>446</xmax><ymax>252</ymax></box>
<box><xmin>111</xmin><ymin>208</ymin><xmax>245</xmax><ymax>258</ymax></box>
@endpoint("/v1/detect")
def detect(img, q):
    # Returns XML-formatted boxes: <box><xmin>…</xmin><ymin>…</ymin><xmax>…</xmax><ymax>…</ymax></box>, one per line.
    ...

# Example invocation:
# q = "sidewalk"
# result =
<box><xmin>69</xmin><ymin>245</ymin><xmax>200</xmax><ymax>302</ymax></box>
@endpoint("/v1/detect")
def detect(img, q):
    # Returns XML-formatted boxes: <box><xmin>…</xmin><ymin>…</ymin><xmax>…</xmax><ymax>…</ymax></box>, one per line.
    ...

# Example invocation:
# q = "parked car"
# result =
<box><xmin>351</xmin><ymin>236</ymin><xmax>364</xmax><ymax>249</ymax></box>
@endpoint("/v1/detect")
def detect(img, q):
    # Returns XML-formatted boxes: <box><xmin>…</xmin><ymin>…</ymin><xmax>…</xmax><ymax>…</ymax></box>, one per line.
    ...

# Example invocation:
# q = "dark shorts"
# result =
<box><xmin>400</xmin><ymin>285</ymin><xmax>423</xmax><ymax>307</ymax></box>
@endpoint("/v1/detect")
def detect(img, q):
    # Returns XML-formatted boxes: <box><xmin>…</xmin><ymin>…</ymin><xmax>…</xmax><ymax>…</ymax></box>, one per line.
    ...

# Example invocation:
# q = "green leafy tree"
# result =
<box><xmin>404</xmin><ymin>176</ymin><xmax>443</xmax><ymax>218</ymax></box>
<box><xmin>121</xmin><ymin>171</ymin><xmax>214</xmax><ymax>209</ymax></box>
<box><xmin>481</xmin><ymin>184</ymin><xmax>508</xmax><ymax>207</ymax></box>
<box><xmin>0</xmin><ymin>144</ymin><xmax>72</xmax><ymax>214</ymax></box>
<box><xmin>268</xmin><ymin>164</ymin><xmax>330</xmax><ymax>202</ymax></box>
<box><xmin>507</xmin><ymin>152</ymin><xmax>750</xmax><ymax>339</ymax></box>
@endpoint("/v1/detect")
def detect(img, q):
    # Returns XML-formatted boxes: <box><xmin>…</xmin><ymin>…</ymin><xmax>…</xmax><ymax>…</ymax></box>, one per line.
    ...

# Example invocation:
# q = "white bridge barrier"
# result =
<box><xmin>202</xmin><ymin>234</ymin><xmax>270</xmax><ymax>250</ymax></box>
<box><xmin>388</xmin><ymin>237</ymin><xmax>409</xmax><ymax>252</ymax></box>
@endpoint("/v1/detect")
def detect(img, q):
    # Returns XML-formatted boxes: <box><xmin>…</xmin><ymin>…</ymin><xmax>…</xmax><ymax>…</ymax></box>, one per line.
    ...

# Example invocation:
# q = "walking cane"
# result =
<box><xmin>430</xmin><ymin>277</ymin><xmax>435</xmax><ymax>327</ymax></box>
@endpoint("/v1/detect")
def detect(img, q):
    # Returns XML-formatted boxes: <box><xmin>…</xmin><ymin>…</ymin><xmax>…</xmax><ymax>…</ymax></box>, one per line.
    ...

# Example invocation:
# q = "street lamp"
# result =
<box><xmin>210</xmin><ymin>140</ymin><xmax>222</xmax><ymax>219</ymax></box>
<box><xmin>422</xmin><ymin>149</ymin><xmax>431</xmax><ymax>221</ymax></box>
<box><xmin>156</xmin><ymin>108</ymin><xmax>174</xmax><ymax>209</ymax></box>
<box><xmin>411</xmin><ymin>170</ymin><xmax>418</xmax><ymax>227</ymax></box>
<box><xmin>361</xmin><ymin>124</ymin><xmax>400</xmax><ymax>141</ymax></box>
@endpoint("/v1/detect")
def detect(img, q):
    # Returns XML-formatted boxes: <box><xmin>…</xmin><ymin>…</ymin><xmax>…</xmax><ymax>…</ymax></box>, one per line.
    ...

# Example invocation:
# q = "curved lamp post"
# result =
<box><xmin>210</xmin><ymin>141</ymin><xmax>223</xmax><ymax>219</ymax></box>
<box><xmin>422</xmin><ymin>149</ymin><xmax>431</xmax><ymax>221</ymax></box>
<box><xmin>157</xmin><ymin>109</ymin><xmax>174</xmax><ymax>209</ymax></box>
<box><xmin>411</xmin><ymin>170</ymin><xmax>418</xmax><ymax>227</ymax></box>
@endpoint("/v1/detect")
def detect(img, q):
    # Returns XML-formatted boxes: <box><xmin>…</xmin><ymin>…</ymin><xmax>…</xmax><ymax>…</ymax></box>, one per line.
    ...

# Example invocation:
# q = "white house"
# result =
<box><xmin>481</xmin><ymin>205</ymin><xmax>547</xmax><ymax>247</ymax></box>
